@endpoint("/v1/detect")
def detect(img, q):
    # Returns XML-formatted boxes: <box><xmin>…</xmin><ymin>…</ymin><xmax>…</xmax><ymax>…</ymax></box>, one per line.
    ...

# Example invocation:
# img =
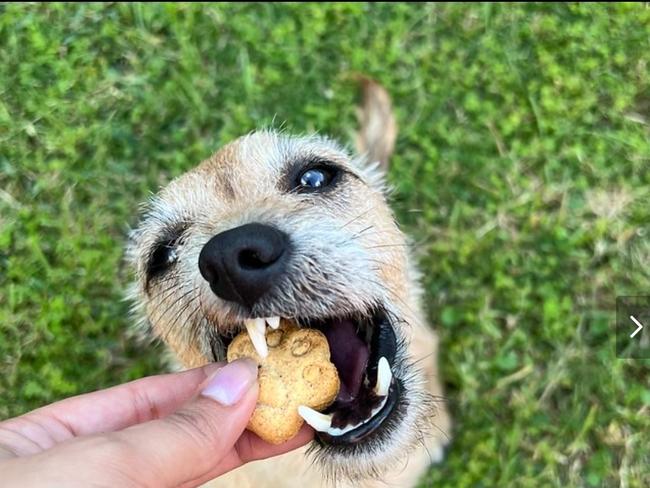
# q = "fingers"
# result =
<box><xmin>2</xmin><ymin>359</ymin><xmax>313</xmax><ymax>488</ymax></box>
<box><xmin>180</xmin><ymin>425</ymin><xmax>315</xmax><ymax>488</ymax></box>
<box><xmin>38</xmin><ymin>363</ymin><xmax>223</xmax><ymax>434</ymax></box>
<box><xmin>0</xmin><ymin>363</ymin><xmax>224</xmax><ymax>458</ymax></box>
<box><xmin>104</xmin><ymin>359</ymin><xmax>261</xmax><ymax>486</ymax></box>
<box><xmin>233</xmin><ymin>424</ymin><xmax>314</xmax><ymax>467</ymax></box>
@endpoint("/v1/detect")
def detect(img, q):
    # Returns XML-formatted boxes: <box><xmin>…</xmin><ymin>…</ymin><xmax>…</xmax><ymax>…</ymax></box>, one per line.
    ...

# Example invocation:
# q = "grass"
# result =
<box><xmin>1</xmin><ymin>3</ymin><xmax>649</xmax><ymax>486</ymax></box>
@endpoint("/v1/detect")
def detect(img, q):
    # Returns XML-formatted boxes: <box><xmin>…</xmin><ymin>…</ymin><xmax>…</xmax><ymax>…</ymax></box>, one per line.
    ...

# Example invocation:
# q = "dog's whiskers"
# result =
<box><xmin>338</xmin><ymin>206</ymin><xmax>377</xmax><ymax>230</ymax></box>
<box><xmin>153</xmin><ymin>287</ymin><xmax>196</xmax><ymax>340</ymax></box>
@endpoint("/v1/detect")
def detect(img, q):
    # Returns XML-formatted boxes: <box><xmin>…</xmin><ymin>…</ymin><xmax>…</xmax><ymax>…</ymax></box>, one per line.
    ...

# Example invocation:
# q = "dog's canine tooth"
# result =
<box><xmin>298</xmin><ymin>405</ymin><xmax>333</xmax><ymax>432</ymax></box>
<box><xmin>245</xmin><ymin>318</ymin><xmax>268</xmax><ymax>358</ymax></box>
<box><xmin>374</xmin><ymin>356</ymin><xmax>392</xmax><ymax>397</ymax></box>
<box><xmin>266</xmin><ymin>317</ymin><xmax>281</xmax><ymax>329</ymax></box>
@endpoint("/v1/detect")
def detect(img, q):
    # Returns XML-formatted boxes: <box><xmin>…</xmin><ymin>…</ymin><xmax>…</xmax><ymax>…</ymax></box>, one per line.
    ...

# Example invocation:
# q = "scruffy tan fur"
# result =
<box><xmin>127</xmin><ymin>81</ymin><xmax>450</xmax><ymax>487</ymax></box>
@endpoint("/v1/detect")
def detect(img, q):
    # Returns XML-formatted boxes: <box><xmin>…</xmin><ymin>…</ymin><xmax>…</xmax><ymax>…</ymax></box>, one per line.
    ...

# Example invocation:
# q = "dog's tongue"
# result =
<box><xmin>323</xmin><ymin>318</ymin><xmax>369</xmax><ymax>403</ymax></box>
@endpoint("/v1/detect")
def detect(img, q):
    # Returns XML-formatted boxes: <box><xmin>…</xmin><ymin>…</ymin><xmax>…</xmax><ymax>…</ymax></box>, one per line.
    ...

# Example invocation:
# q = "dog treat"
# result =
<box><xmin>227</xmin><ymin>319</ymin><xmax>340</xmax><ymax>444</ymax></box>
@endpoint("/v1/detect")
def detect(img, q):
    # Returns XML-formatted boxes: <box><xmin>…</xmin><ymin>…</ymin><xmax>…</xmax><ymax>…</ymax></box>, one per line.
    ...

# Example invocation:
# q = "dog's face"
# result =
<box><xmin>128</xmin><ymin>131</ymin><xmax>434</xmax><ymax>480</ymax></box>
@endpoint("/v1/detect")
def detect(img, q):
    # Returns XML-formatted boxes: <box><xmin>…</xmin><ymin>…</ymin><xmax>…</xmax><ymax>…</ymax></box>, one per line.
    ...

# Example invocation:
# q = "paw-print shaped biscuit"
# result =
<box><xmin>227</xmin><ymin>319</ymin><xmax>340</xmax><ymax>444</ymax></box>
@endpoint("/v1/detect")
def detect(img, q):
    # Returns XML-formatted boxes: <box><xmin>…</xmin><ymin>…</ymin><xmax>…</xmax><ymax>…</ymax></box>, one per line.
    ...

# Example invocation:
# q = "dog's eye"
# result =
<box><xmin>296</xmin><ymin>166</ymin><xmax>336</xmax><ymax>191</ymax></box>
<box><xmin>146</xmin><ymin>236</ymin><xmax>181</xmax><ymax>285</ymax></box>
<box><xmin>150</xmin><ymin>243</ymin><xmax>178</xmax><ymax>273</ymax></box>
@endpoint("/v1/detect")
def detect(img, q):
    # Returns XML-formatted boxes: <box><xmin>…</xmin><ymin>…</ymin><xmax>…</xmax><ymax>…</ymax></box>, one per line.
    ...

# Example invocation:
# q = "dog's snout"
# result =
<box><xmin>198</xmin><ymin>223</ymin><xmax>289</xmax><ymax>307</ymax></box>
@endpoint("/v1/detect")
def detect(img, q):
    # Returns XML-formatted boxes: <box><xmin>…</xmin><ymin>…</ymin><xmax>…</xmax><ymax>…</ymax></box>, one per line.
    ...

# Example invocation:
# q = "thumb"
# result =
<box><xmin>111</xmin><ymin>358</ymin><xmax>259</xmax><ymax>487</ymax></box>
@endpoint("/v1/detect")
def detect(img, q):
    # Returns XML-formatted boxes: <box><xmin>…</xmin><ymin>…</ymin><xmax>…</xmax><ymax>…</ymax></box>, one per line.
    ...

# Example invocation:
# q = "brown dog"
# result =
<box><xmin>127</xmin><ymin>80</ymin><xmax>450</xmax><ymax>487</ymax></box>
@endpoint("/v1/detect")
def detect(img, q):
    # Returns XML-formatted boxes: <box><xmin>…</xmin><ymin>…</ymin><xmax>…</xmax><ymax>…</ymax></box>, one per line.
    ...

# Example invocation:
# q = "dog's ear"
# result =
<box><xmin>355</xmin><ymin>77</ymin><xmax>397</xmax><ymax>172</ymax></box>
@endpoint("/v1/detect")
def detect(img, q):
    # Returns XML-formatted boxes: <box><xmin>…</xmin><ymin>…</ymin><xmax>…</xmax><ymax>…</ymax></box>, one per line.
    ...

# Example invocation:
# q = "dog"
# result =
<box><xmin>126</xmin><ymin>79</ymin><xmax>450</xmax><ymax>487</ymax></box>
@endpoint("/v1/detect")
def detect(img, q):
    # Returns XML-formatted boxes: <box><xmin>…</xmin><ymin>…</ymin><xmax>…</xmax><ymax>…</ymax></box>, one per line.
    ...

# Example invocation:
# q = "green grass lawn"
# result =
<box><xmin>1</xmin><ymin>3</ymin><xmax>649</xmax><ymax>486</ymax></box>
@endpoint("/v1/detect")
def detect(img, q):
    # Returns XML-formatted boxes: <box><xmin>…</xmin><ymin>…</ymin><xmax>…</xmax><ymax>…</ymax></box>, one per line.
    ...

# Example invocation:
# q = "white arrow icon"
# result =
<box><xmin>629</xmin><ymin>315</ymin><xmax>644</xmax><ymax>338</ymax></box>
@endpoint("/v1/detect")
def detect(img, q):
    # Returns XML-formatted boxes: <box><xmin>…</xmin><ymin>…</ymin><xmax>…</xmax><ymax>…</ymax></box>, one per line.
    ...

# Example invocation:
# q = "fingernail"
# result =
<box><xmin>201</xmin><ymin>359</ymin><xmax>258</xmax><ymax>406</ymax></box>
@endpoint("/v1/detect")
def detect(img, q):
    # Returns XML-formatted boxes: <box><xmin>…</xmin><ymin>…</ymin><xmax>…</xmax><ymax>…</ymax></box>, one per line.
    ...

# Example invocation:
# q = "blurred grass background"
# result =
<box><xmin>1</xmin><ymin>3</ymin><xmax>649</xmax><ymax>486</ymax></box>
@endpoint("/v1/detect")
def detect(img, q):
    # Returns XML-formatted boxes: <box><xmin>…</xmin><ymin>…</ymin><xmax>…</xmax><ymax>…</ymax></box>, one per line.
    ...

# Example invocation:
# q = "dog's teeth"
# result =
<box><xmin>374</xmin><ymin>357</ymin><xmax>392</xmax><ymax>397</ymax></box>
<box><xmin>244</xmin><ymin>318</ymin><xmax>268</xmax><ymax>358</ymax></box>
<box><xmin>266</xmin><ymin>317</ymin><xmax>281</xmax><ymax>329</ymax></box>
<box><xmin>298</xmin><ymin>406</ymin><xmax>333</xmax><ymax>432</ymax></box>
<box><xmin>324</xmin><ymin>395</ymin><xmax>390</xmax><ymax>437</ymax></box>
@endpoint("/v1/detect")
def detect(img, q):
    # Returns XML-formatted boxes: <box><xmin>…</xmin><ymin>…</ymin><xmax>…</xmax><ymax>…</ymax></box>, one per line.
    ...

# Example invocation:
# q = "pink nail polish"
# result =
<box><xmin>201</xmin><ymin>358</ymin><xmax>258</xmax><ymax>406</ymax></box>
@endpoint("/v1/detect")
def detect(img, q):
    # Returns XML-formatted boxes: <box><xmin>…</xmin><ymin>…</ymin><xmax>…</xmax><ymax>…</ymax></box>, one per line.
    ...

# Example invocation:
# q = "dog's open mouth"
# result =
<box><xmin>216</xmin><ymin>309</ymin><xmax>400</xmax><ymax>445</ymax></box>
<box><xmin>305</xmin><ymin>310</ymin><xmax>400</xmax><ymax>445</ymax></box>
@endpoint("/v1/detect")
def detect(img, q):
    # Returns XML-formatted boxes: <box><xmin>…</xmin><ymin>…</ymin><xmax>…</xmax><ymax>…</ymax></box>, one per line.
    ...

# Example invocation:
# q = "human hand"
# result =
<box><xmin>0</xmin><ymin>359</ymin><xmax>313</xmax><ymax>487</ymax></box>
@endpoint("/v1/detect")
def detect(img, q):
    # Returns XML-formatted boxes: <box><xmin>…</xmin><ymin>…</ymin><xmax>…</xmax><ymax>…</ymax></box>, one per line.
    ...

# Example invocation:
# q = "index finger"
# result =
<box><xmin>1</xmin><ymin>362</ymin><xmax>223</xmax><ymax>454</ymax></box>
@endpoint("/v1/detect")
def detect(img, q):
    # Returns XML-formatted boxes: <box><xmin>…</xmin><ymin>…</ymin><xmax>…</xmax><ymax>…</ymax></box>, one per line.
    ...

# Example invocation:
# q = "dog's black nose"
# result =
<box><xmin>198</xmin><ymin>223</ymin><xmax>289</xmax><ymax>307</ymax></box>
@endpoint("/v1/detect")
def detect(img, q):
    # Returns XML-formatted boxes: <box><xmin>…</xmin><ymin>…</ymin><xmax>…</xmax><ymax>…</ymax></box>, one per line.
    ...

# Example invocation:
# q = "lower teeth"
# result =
<box><xmin>299</xmin><ymin>356</ymin><xmax>393</xmax><ymax>437</ymax></box>
<box><xmin>321</xmin><ymin>395</ymin><xmax>389</xmax><ymax>436</ymax></box>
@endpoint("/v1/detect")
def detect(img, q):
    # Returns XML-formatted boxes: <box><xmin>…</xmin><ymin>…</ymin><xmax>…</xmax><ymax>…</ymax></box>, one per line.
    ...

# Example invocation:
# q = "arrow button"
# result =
<box><xmin>630</xmin><ymin>315</ymin><xmax>644</xmax><ymax>338</ymax></box>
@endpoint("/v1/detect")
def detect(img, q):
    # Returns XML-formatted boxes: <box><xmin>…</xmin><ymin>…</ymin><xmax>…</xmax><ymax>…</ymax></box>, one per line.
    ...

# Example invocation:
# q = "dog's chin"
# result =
<box><xmin>307</xmin><ymin>371</ymin><xmax>436</xmax><ymax>483</ymax></box>
<box><xmin>208</xmin><ymin>307</ymin><xmax>437</xmax><ymax>482</ymax></box>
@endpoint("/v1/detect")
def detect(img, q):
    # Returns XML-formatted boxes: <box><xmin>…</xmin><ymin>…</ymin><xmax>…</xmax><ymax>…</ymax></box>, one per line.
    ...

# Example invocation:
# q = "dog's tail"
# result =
<box><xmin>355</xmin><ymin>76</ymin><xmax>397</xmax><ymax>171</ymax></box>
